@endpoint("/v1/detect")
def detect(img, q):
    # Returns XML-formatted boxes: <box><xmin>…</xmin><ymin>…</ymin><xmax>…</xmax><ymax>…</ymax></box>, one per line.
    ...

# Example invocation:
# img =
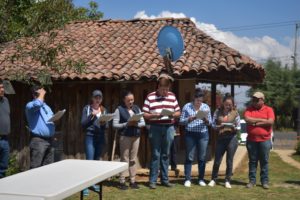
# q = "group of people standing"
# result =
<box><xmin>0</xmin><ymin>75</ymin><xmax>274</xmax><ymax>194</ymax></box>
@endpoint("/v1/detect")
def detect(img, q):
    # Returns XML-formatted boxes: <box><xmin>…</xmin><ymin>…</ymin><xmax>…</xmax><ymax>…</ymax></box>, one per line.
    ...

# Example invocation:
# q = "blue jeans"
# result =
<box><xmin>85</xmin><ymin>134</ymin><xmax>105</xmax><ymax>160</ymax></box>
<box><xmin>0</xmin><ymin>139</ymin><xmax>9</xmax><ymax>178</ymax></box>
<box><xmin>149</xmin><ymin>124</ymin><xmax>175</xmax><ymax>184</ymax></box>
<box><xmin>246</xmin><ymin>139</ymin><xmax>272</xmax><ymax>184</ymax></box>
<box><xmin>184</xmin><ymin>132</ymin><xmax>209</xmax><ymax>181</ymax></box>
<box><xmin>211</xmin><ymin>136</ymin><xmax>238</xmax><ymax>182</ymax></box>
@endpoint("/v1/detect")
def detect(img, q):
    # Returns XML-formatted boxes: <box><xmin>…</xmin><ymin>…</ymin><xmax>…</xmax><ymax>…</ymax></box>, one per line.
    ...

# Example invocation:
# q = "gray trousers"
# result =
<box><xmin>30</xmin><ymin>137</ymin><xmax>54</xmax><ymax>169</ymax></box>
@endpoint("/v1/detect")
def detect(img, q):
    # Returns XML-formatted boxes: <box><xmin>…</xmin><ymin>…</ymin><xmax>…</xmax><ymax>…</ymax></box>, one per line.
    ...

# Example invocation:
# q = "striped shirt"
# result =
<box><xmin>142</xmin><ymin>91</ymin><xmax>180</xmax><ymax>124</ymax></box>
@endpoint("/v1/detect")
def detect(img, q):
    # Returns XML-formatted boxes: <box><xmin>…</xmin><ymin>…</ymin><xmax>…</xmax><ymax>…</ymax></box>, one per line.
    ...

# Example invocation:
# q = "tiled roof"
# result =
<box><xmin>0</xmin><ymin>18</ymin><xmax>264</xmax><ymax>84</ymax></box>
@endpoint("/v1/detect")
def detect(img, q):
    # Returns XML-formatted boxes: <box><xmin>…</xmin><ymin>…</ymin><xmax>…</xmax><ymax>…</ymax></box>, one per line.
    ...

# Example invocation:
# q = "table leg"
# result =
<box><xmin>80</xmin><ymin>190</ymin><xmax>83</xmax><ymax>200</ymax></box>
<box><xmin>99</xmin><ymin>183</ymin><xmax>102</xmax><ymax>200</ymax></box>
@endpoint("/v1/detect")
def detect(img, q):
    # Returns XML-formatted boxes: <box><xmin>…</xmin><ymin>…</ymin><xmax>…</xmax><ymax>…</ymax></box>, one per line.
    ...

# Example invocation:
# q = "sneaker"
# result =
<box><xmin>130</xmin><ymin>182</ymin><xmax>140</xmax><ymax>189</ymax></box>
<box><xmin>246</xmin><ymin>182</ymin><xmax>256</xmax><ymax>188</ymax></box>
<box><xmin>149</xmin><ymin>182</ymin><xmax>156</xmax><ymax>189</ymax></box>
<box><xmin>92</xmin><ymin>185</ymin><xmax>100</xmax><ymax>192</ymax></box>
<box><xmin>199</xmin><ymin>180</ymin><xmax>206</xmax><ymax>186</ymax></box>
<box><xmin>119</xmin><ymin>183</ymin><xmax>129</xmax><ymax>190</ymax></box>
<box><xmin>208</xmin><ymin>180</ymin><xmax>216</xmax><ymax>187</ymax></box>
<box><xmin>262</xmin><ymin>183</ymin><xmax>270</xmax><ymax>189</ymax></box>
<box><xmin>225</xmin><ymin>181</ymin><xmax>232</xmax><ymax>189</ymax></box>
<box><xmin>162</xmin><ymin>182</ymin><xmax>175</xmax><ymax>187</ymax></box>
<box><xmin>184</xmin><ymin>180</ymin><xmax>191</xmax><ymax>187</ymax></box>
<box><xmin>82</xmin><ymin>189</ymin><xmax>89</xmax><ymax>196</ymax></box>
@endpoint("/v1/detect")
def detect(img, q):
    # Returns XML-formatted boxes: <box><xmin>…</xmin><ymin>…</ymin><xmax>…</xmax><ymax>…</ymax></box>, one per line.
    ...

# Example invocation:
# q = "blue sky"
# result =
<box><xmin>74</xmin><ymin>0</ymin><xmax>300</xmax><ymax>44</ymax></box>
<box><xmin>73</xmin><ymin>0</ymin><xmax>300</xmax><ymax>107</ymax></box>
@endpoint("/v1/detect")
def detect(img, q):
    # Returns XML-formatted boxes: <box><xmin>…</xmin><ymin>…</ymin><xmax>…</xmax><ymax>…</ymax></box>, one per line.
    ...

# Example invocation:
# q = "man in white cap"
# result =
<box><xmin>244</xmin><ymin>91</ymin><xmax>275</xmax><ymax>189</ymax></box>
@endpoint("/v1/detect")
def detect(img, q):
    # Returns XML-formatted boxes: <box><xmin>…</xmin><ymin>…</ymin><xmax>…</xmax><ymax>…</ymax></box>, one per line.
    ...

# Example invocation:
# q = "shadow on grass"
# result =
<box><xmin>285</xmin><ymin>180</ymin><xmax>300</xmax><ymax>185</ymax></box>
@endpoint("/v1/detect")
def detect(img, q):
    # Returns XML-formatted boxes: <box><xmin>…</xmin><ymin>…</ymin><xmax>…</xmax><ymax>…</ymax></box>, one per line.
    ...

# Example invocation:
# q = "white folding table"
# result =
<box><xmin>0</xmin><ymin>159</ymin><xmax>128</xmax><ymax>200</ymax></box>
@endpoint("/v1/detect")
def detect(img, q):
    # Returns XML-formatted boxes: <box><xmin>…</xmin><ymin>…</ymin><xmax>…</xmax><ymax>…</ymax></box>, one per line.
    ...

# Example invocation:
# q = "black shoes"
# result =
<box><xmin>119</xmin><ymin>183</ymin><xmax>129</xmax><ymax>190</ymax></box>
<box><xmin>161</xmin><ymin>182</ymin><xmax>175</xmax><ymax>187</ymax></box>
<box><xmin>130</xmin><ymin>182</ymin><xmax>140</xmax><ymax>189</ymax></box>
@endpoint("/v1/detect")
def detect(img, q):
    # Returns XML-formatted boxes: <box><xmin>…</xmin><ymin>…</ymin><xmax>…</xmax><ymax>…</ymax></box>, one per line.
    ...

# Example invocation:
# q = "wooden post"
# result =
<box><xmin>231</xmin><ymin>84</ymin><xmax>235</xmax><ymax>98</ymax></box>
<box><xmin>209</xmin><ymin>83</ymin><xmax>217</xmax><ymax>160</ymax></box>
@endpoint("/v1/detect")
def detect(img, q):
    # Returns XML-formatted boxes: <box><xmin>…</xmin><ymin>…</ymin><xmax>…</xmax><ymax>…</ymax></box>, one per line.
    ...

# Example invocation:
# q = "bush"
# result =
<box><xmin>296</xmin><ymin>140</ymin><xmax>300</xmax><ymax>155</ymax></box>
<box><xmin>6</xmin><ymin>154</ymin><xmax>20</xmax><ymax>176</ymax></box>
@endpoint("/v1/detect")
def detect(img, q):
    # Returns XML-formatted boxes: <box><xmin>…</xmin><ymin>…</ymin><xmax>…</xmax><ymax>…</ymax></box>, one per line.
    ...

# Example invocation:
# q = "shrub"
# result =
<box><xmin>296</xmin><ymin>140</ymin><xmax>300</xmax><ymax>155</ymax></box>
<box><xmin>6</xmin><ymin>154</ymin><xmax>20</xmax><ymax>177</ymax></box>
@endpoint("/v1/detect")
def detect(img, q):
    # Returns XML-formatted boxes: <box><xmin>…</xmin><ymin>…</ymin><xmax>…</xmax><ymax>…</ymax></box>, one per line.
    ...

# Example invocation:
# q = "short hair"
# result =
<box><xmin>158</xmin><ymin>77</ymin><xmax>171</xmax><ymax>87</ymax></box>
<box><xmin>121</xmin><ymin>90</ymin><xmax>133</xmax><ymax>100</ymax></box>
<box><xmin>194</xmin><ymin>88</ymin><xmax>204</xmax><ymax>98</ymax></box>
<box><xmin>31</xmin><ymin>85</ymin><xmax>42</xmax><ymax>97</ymax></box>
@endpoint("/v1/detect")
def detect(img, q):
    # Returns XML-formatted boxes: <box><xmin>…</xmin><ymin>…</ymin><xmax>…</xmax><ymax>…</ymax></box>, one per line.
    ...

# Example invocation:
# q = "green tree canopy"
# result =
<box><xmin>0</xmin><ymin>0</ymin><xmax>103</xmax><ymax>43</ymax></box>
<box><xmin>248</xmin><ymin>59</ymin><xmax>300</xmax><ymax>129</ymax></box>
<box><xmin>0</xmin><ymin>0</ymin><xmax>103</xmax><ymax>85</ymax></box>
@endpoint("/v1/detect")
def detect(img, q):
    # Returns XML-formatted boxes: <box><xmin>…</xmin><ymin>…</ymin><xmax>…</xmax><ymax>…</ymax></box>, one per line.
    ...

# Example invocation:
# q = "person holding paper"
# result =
<box><xmin>143</xmin><ymin>74</ymin><xmax>181</xmax><ymax>189</ymax></box>
<box><xmin>179</xmin><ymin>89</ymin><xmax>212</xmax><ymax>187</ymax></box>
<box><xmin>113</xmin><ymin>90</ymin><xmax>145</xmax><ymax>190</ymax></box>
<box><xmin>25</xmin><ymin>85</ymin><xmax>55</xmax><ymax>169</ymax></box>
<box><xmin>0</xmin><ymin>79</ymin><xmax>10</xmax><ymax>178</ymax></box>
<box><xmin>208</xmin><ymin>94</ymin><xmax>240</xmax><ymax>189</ymax></box>
<box><xmin>81</xmin><ymin>90</ymin><xmax>107</xmax><ymax>196</ymax></box>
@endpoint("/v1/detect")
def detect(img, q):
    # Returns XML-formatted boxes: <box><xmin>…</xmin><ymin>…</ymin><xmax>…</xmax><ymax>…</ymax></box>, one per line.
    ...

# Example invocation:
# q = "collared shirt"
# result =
<box><xmin>143</xmin><ymin>91</ymin><xmax>180</xmax><ymax>124</ymax></box>
<box><xmin>179</xmin><ymin>102</ymin><xmax>212</xmax><ymax>133</ymax></box>
<box><xmin>25</xmin><ymin>99</ymin><xmax>55</xmax><ymax>137</ymax></box>
<box><xmin>244</xmin><ymin>104</ymin><xmax>275</xmax><ymax>142</ymax></box>
<box><xmin>0</xmin><ymin>96</ymin><xmax>10</xmax><ymax>135</ymax></box>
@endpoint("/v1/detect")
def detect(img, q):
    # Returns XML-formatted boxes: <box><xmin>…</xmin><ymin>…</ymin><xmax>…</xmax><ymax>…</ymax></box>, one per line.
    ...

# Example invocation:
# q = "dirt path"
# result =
<box><xmin>274</xmin><ymin>150</ymin><xmax>300</xmax><ymax>170</ymax></box>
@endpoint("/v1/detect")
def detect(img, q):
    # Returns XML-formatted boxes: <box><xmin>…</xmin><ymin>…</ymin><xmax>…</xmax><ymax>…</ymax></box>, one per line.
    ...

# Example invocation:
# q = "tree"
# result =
<box><xmin>0</xmin><ymin>0</ymin><xmax>103</xmax><ymax>43</ymax></box>
<box><xmin>247</xmin><ymin>59</ymin><xmax>300</xmax><ymax>129</ymax></box>
<box><xmin>0</xmin><ymin>0</ymin><xmax>103</xmax><ymax>85</ymax></box>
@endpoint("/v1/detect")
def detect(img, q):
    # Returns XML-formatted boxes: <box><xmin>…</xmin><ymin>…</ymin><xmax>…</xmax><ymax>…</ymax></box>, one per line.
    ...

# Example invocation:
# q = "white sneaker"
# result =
<box><xmin>225</xmin><ymin>181</ymin><xmax>232</xmax><ymax>189</ymax></box>
<box><xmin>184</xmin><ymin>180</ymin><xmax>191</xmax><ymax>187</ymax></box>
<box><xmin>208</xmin><ymin>180</ymin><xmax>216</xmax><ymax>187</ymax></box>
<box><xmin>199</xmin><ymin>180</ymin><xmax>206</xmax><ymax>186</ymax></box>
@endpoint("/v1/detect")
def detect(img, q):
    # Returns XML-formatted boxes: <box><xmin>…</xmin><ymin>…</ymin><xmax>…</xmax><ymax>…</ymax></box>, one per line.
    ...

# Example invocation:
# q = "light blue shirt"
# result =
<box><xmin>25</xmin><ymin>99</ymin><xmax>55</xmax><ymax>137</ymax></box>
<box><xmin>179</xmin><ymin>102</ymin><xmax>212</xmax><ymax>134</ymax></box>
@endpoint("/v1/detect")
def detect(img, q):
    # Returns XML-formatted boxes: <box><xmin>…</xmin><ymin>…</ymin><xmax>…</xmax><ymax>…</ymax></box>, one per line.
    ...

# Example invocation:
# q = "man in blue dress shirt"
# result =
<box><xmin>25</xmin><ymin>85</ymin><xmax>55</xmax><ymax>169</ymax></box>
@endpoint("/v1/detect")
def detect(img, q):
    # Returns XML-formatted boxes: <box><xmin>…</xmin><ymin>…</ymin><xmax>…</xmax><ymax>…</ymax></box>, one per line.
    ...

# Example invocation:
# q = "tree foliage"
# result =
<box><xmin>0</xmin><ymin>0</ymin><xmax>103</xmax><ymax>43</ymax></box>
<box><xmin>0</xmin><ymin>0</ymin><xmax>103</xmax><ymax>85</ymax></box>
<box><xmin>248</xmin><ymin>59</ymin><xmax>300</xmax><ymax>129</ymax></box>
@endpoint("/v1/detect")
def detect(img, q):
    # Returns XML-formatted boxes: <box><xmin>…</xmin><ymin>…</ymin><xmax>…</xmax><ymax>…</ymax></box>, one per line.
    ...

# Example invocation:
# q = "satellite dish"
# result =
<box><xmin>157</xmin><ymin>26</ymin><xmax>184</xmax><ymax>62</ymax></box>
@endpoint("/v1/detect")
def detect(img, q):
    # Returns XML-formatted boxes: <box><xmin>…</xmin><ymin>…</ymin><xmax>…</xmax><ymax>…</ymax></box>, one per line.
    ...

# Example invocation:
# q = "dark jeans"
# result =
<box><xmin>170</xmin><ymin>135</ymin><xmax>179</xmax><ymax>170</ymax></box>
<box><xmin>0</xmin><ymin>138</ymin><xmax>9</xmax><ymax>178</ymax></box>
<box><xmin>30</xmin><ymin>137</ymin><xmax>54</xmax><ymax>169</ymax></box>
<box><xmin>184</xmin><ymin>132</ymin><xmax>209</xmax><ymax>181</ymax></box>
<box><xmin>211</xmin><ymin>136</ymin><xmax>238</xmax><ymax>182</ymax></box>
<box><xmin>85</xmin><ymin>134</ymin><xmax>105</xmax><ymax>160</ymax></box>
<box><xmin>246</xmin><ymin>139</ymin><xmax>272</xmax><ymax>184</ymax></box>
<box><xmin>149</xmin><ymin>124</ymin><xmax>175</xmax><ymax>184</ymax></box>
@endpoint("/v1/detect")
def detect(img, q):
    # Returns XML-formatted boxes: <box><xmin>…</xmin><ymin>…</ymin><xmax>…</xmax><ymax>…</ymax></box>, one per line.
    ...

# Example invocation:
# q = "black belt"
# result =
<box><xmin>0</xmin><ymin>135</ymin><xmax>8</xmax><ymax>140</ymax></box>
<box><xmin>31</xmin><ymin>134</ymin><xmax>52</xmax><ymax>141</ymax></box>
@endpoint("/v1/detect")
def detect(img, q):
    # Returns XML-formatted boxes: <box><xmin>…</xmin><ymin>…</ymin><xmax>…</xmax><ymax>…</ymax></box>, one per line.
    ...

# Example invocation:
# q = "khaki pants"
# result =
<box><xmin>119</xmin><ymin>136</ymin><xmax>140</xmax><ymax>183</ymax></box>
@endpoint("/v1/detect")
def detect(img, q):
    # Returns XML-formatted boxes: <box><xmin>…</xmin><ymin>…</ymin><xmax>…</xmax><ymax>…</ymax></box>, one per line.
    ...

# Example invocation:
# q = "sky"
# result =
<box><xmin>73</xmin><ymin>0</ymin><xmax>300</xmax><ymax>108</ymax></box>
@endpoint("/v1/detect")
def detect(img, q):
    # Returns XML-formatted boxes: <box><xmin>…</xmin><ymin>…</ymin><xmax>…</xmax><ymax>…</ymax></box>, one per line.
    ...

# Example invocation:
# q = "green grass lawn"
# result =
<box><xmin>66</xmin><ymin>152</ymin><xmax>300</xmax><ymax>200</ymax></box>
<box><xmin>292</xmin><ymin>153</ymin><xmax>300</xmax><ymax>163</ymax></box>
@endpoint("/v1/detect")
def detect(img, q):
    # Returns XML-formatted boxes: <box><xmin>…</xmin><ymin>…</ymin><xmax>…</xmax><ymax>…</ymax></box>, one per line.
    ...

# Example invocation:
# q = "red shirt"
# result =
<box><xmin>244</xmin><ymin>105</ymin><xmax>275</xmax><ymax>142</ymax></box>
